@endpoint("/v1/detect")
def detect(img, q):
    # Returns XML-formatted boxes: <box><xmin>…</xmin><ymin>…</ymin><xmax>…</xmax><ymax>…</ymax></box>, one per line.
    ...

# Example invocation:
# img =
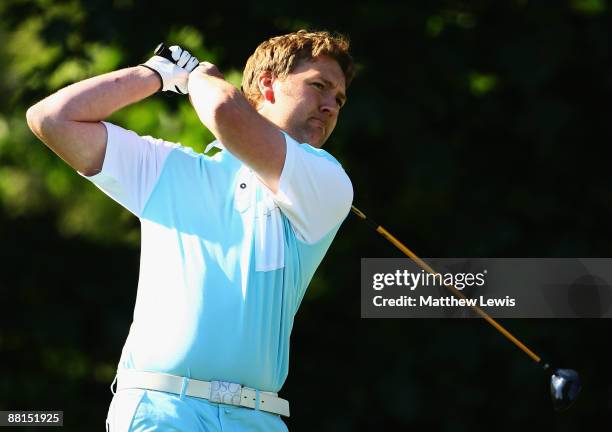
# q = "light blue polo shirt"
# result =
<box><xmin>82</xmin><ymin>122</ymin><xmax>353</xmax><ymax>393</ymax></box>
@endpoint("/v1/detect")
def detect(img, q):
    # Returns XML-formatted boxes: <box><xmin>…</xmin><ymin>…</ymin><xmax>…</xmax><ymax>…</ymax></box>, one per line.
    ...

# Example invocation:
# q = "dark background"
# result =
<box><xmin>1</xmin><ymin>0</ymin><xmax>611</xmax><ymax>430</ymax></box>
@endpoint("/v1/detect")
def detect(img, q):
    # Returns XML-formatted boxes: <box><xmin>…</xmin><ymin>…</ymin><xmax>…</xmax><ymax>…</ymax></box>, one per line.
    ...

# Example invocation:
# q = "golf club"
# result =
<box><xmin>350</xmin><ymin>205</ymin><xmax>582</xmax><ymax>411</ymax></box>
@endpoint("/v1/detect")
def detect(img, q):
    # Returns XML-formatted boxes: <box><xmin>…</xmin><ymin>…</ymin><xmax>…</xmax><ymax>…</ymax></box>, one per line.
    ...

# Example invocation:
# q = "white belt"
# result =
<box><xmin>115</xmin><ymin>370</ymin><xmax>290</xmax><ymax>417</ymax></box>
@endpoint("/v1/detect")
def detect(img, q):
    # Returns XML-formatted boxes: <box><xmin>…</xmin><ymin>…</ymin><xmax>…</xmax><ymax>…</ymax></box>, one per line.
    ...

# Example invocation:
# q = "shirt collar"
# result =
<box><xmin>204</xmin><ymin>140</ymin><xmax>224</xmax><ymax>154</ymax></box>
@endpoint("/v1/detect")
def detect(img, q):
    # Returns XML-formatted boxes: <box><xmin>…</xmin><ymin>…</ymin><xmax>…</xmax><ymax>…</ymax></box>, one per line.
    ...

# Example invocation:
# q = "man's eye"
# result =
<box><xmin>312</xmin><ymin>82</ymin><xmax>324</xmax><ymax>89</ymax></box>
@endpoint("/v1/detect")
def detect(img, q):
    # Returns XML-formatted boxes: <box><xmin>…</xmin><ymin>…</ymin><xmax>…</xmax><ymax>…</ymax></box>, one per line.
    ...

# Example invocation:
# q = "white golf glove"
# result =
<box><xmin>141</xmin><ymin>44</ymin><xmax>199</xmax><ymax>94</ymax></box>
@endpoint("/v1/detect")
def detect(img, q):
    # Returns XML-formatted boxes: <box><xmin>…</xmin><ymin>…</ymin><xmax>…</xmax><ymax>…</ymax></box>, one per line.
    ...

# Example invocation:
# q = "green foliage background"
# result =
<box><xmin>1</xmin><ymin>0</ymin><xmax>611</xmax><ymax>430</ymax></box>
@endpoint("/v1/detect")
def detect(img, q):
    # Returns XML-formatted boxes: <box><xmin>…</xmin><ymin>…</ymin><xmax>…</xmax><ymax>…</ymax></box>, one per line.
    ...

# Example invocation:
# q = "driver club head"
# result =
<box><xmin>550</xmin><ymin>368</ymin><xmax>581</xmax><ymax>411</ymax></box>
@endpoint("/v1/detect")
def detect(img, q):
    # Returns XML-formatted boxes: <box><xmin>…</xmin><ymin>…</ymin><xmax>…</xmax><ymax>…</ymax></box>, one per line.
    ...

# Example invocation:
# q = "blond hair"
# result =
<box><xmin>241</xmin><ymin>30</ymin><xmax>355</xmax><ymax>108</ymax></box>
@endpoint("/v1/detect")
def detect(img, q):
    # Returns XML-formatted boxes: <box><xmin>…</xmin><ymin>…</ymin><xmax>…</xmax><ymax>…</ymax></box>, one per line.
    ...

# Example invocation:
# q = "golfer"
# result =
<box><xmin>26</xmin><ymin>30</ymin><xmax>354</xmax><ymax>430</ymax></box>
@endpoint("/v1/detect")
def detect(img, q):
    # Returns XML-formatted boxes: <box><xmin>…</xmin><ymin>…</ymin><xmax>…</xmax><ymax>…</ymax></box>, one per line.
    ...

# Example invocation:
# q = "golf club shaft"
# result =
<box><xmin>351</xmin><ymin>205</ymin><xmax>543</xmax><ymax>365</ymax></box>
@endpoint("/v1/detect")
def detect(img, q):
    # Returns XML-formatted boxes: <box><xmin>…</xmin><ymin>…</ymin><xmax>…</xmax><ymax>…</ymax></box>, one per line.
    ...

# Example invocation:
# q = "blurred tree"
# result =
<box><xmin>2</xmin><ymin>0</ymin><xmax>612</xmax><ymax>430</ymax></box>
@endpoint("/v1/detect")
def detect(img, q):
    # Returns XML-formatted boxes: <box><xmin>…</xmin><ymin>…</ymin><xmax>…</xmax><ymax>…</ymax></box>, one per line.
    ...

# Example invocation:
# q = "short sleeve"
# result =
<box><xmin>272</xmin><ymin>132</ymin><xmax>353</xmax><ymax>244</ymax></box>
<box><xmin>78</xmin><ymin>121</ymin><xmax>178</xmax><ymax>217</ymax></box>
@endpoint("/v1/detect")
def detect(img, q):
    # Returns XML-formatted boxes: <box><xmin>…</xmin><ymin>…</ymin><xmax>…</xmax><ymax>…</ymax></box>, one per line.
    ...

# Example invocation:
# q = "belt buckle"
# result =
<box><xmin>209</xmin><ymin>380</ymin><xmax>242</xmax><ymax>406</ymax></box>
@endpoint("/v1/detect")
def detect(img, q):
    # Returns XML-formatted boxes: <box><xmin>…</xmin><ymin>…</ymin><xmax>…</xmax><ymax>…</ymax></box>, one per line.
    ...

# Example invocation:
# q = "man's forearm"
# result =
<box><xmin>31</xmin><ymin>66</ymin><xmax>161</xmax><ymax>121</ymax></box>
<box><xmin>188</xmin><ymin>68</ymin><xmax>285</xmax><ymax>192</ymax></box>
<box><xmin>26</xmin><ymin>66</ymin><xmax>162</xmax><ymax>176</ymax></box>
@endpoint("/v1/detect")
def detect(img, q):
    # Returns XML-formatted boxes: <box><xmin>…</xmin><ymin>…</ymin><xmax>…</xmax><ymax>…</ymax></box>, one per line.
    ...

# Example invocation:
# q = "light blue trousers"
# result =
<box><xmin>105</xmin><ymin>387</ymin><xmax>289</xmax><ymax>431</ymax></box>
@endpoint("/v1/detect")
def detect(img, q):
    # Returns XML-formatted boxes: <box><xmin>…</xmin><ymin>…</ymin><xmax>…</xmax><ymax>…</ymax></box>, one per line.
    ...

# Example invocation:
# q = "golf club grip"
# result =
<box><xmin>154</xmin><ymin>42</ymin><xmax>201</xmax><ymax>69</ymax></box>
<box><xmin>154</xmin><ymin>43</ymin><xmax>174</xmax><ymax>62</ymax></box>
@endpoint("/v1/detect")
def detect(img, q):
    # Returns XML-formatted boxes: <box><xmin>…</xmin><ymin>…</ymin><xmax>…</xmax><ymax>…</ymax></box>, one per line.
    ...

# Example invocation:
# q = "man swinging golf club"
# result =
<box><xmin>26</xmin><ymin>30</ymin><xmax>355</xmax><ymax>431</ymax></box>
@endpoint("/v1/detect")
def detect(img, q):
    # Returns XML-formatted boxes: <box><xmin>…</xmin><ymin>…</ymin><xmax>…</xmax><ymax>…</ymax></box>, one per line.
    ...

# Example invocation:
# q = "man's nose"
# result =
<box><xmin>320</xmin><ymin>96</ymin><xmax>339</xmax><ymax>117</ymax></box>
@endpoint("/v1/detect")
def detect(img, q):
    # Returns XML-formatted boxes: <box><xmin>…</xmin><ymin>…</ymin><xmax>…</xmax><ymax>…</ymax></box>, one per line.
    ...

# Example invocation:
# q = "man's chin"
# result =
<box><xmin>309</xmin><ymin>129</ymin><xmax>328</xmax><ymax>148</ymax></box>
<box><xmin>291</xmin><ymin>126</ymin><xmax>327</xmax><ymax>147</ymax></box>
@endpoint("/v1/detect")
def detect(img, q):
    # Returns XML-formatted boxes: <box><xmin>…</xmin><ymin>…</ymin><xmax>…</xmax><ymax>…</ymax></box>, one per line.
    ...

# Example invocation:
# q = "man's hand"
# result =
<box><xmin>141</xmin><ymin>44</ymin><xmax>199</xmax><ymax>94</ymax></box>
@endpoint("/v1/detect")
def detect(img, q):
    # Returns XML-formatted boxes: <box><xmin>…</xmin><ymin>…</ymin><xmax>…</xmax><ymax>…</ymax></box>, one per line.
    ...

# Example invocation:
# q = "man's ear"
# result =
<box><xmin>257</xmin><ymin>71</ymin><xmax>275</xmax><ymax>104</ymax></box>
